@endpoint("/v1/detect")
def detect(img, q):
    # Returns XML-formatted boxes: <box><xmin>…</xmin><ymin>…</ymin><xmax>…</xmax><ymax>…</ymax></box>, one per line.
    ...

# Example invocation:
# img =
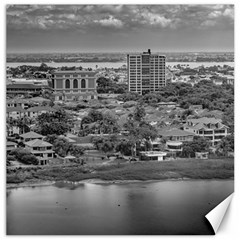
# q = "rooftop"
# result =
<box><xmin>6</xmin><ymin>107</ymin><xmax>26</xmax><ymax>113</ymax></box>
<box><xmin>158</xmin><ymin>128</ymin><xmax>195</xmax><ymax>137</ymax></box>
<box><xmin>7</xmin><ymin>83</ymin><xmax>47</xmax><ymax>89</ymax></box>
<box><xmin>25</xmin><ymin>139</ymin><xmax>53</xmax><ymax>147</ymax></box>
<box><xmin>187</xmin><ymin>117</ymin><xmax>221</xmax><ymax>124</ymax></box>
<box><xmin>27</xmin><ymin>106</ymin><xmax>57</xmax><ymax>112</ymax></box>
<box><xmin>20</xmin><ymin>131</ymin><xmax>44</xmax><ymax>139</ymax></box>
<box><xmin>6</xmin><ymin>141</ymin><xmax>17</xmax><ymax>146</ymax></box>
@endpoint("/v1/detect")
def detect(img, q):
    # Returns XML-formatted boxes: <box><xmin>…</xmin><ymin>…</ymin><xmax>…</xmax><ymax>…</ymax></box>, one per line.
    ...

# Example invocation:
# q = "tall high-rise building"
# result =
<box><xmin>127</xmin><ymin>49</ymin><xmax>166</xmax><ymax>95</ymax></box>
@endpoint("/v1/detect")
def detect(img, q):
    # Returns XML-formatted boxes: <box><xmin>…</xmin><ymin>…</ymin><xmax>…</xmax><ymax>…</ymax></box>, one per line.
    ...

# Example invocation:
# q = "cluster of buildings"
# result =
<box><xmin>6</xmin><ymin>49</ymin><xmax>232</xmax><ymax>166</ymax></box>
<box><xmin>169</xmin><ymin>64</ymin><xmax>234</xmax><ymax>86</ymax></box>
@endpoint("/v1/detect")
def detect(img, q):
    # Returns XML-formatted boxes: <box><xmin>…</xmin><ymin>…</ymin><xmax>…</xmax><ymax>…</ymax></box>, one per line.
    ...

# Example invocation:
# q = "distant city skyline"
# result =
<box><xmin>7</xmin><ymin>5</ymin><xmax>234</xmax><ymax>53</ymax></box>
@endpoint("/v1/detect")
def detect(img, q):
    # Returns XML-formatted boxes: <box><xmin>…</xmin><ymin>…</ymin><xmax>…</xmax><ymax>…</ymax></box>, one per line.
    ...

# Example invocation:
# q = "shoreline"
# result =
<box><xmin>6</xmin><ymin>177</ymin><xmax>234</xmax><ymax>189</ymax></box>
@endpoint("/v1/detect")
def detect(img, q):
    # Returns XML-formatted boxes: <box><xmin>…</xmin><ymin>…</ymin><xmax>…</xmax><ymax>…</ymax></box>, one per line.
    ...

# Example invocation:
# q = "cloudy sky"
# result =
<box><xmin>6</xmin><ymin>4</ymin><xmax>234</xmax><ymax>53</ymax></box>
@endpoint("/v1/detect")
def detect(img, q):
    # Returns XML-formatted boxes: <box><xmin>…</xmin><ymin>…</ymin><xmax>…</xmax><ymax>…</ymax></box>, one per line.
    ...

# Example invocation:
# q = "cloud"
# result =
<box><xmin>140</xmin><ymin>11</ymin><xmax>172</xmax><ymax>27</ymax></box>
<box><xmin>94</xmin><ymin>16</ymin><xmax>123</xmax><ymax>28</ymax></box>
<box><xmin>201</xmin><ymin>20</ymin><xmax>216</xmax><ymax>27</ymax></box>
<box><xmin>223</xmin><ymin>8</ymin><xmax>234</xmax><ymax>19</ymax></box>
<box><xmin>6</xmin><ymin>4</ymin><xmax>234</xmax><ymax>32</ymax></box>
<box><xmin>208</xmin><ymin>11</ymin><xmax>222</xmax><ymax>18</ymax></box>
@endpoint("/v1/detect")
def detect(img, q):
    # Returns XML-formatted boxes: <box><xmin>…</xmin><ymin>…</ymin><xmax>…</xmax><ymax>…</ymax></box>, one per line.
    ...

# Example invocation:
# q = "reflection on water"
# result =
<box><xmin>7</xmin><ymin>180</ymin><xmax>233</xmax><ymax>235</ymax></box>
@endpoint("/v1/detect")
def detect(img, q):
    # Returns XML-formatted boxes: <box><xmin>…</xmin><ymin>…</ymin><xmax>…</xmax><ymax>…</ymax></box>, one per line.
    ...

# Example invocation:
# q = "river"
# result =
<box><xmin>7</xmin><ymin>180</ymin><xmax>233</xmax><ymax>235</ymax></box>
<box><xmin>6</xmin><ymin>61</ymin><xmax>234</xmax><ymax>69</ymax></box>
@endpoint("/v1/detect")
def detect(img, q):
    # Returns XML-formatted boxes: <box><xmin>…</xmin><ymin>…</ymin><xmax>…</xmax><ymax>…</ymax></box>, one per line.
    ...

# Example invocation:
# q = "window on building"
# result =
<box><xmin>73</xmin><ymin>79</ymin><xmax>78</xmax><ymax>88</ymax></box>
<box><xmin>81</xmin><ymin>79</ymin><xmax>86</xmax><ymax>88</ymax></box>
<box><xmin>65</xmin><ymin>79</ymin><xmax>70</xmax><ymax>89</ymax></box>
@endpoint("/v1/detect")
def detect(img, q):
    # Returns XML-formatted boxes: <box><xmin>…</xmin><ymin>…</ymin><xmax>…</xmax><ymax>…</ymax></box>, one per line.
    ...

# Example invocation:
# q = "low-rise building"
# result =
<box><xmin>158</xmin><ymin>128</ymin><xmax>195</xmax><ymax>142</ymax></box>
<box><xmin>26</xmin><ymin>106</ymin><xmax>57</xmax><ymax>118</ymax></box>
<box><xmin>7</xmin><ymin>83</ymin><xmax>51</xmax><ymax>96</ymax></box>
<box><xmin>6</xmin><ymin>125</ymin><xmax>20</xmax><ymax>136</ymax></box>
<box><xmin>166</xmin><ymin>141</ymin><xmax>183</xmax><ymax>152</ymax></box>
<box><xmin>24</xmin><ymin>139</ymin><xmax>54</xmax><ymax>165</ymax></box>
<box><xmin>6</xmin><ymin>141</ymin><xmax>18</xmax><ymax>153</ymax></box>
<box><xmin>139</xmin><ymin>151</ymin><xmax>167</xmax><ymax>161</ymax></box>
<box><xmin>52</xmin><ymin>70</ymin><xmax>98</xmax><ymax>101</ymax></box>
<box><xmin>158</xmin><ymin>128</ymin><xmax>196</xmax><ymax>153</ymax></box>
<box><xmin>6</xmin><ymin>107</ymin><xmax>27</xmax><ymax>119</ymax></box>
<box><xmin>6</xmin><ymin>99</ymin><xmax>29</xmax><ymax>109</ymax></box>
<box><xmin>183</xmin><ymin>117</ymin><xmax>229</xmax><ymax>146</ymax></box>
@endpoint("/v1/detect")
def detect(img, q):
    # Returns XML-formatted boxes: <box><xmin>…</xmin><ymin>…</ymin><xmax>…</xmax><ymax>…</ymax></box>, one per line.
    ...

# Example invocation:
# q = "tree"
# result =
<box><xmin>36</xmin><ymin>110</ymin><xmax>70</xmax><ymax>135</ymax></box>
<box><xmin>9</xmin><ymin>148</ymin><xmax>38</xmax><ymax>165</ymax></box>
<box><xmin>115</xmin><ymin>139</ymin><xmax>132</xmax><ymax>156</ymax></box>
<box><xmin>68</xmin><ymin>145</ymin><xmax>84</xmax><ymax>158</ymax></box>
<box><xmin>117</xmin><ymin>92</ymin><xmax>140</xmax><ymax>102</ymax></box>
<box><xmin>181</xmin><ymin>136</ymin><xmax>210</xmax><ymax>158</ymax></box>
<box><xmin>222</xmin><ymin>104</ymin><xmax>234</xmax><ymax>133</ymax></box>
<box><xmin>123</xmin><ymin>106</ymin><xmax>158</xmax><ymax>157</ymax></box>
<box><xmin>52</xmin><ymin>138</ymin><xmax>71</xmax><ymax>157</ymax></box>
<box><xmin>216</xmin><ymin>134</ymin><xmax>234</xmax><ymax>156</ymax></box>
<box><xmin>91</xmin><ymin>135</ymin><xmax>118</xmax><ymax>153</ymax></box>
<box><xmin>133</xmin><ymin>104</ymin><xmax>146</xmax><ymax>122</ymax></box>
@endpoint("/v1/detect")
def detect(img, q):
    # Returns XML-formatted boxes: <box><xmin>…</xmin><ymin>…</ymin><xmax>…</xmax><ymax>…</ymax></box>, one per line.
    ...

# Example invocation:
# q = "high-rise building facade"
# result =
<box><xmin>127</xmin><ymin>49</ymin><xmax>166</xmax><ymax>95</ymax></box>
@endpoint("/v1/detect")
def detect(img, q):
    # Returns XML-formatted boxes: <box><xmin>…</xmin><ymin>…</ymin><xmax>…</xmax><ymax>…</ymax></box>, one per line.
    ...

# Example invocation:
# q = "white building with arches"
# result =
<box><xmin>52</xmin><ymin>70</ymin><xmax>98</xmax><ymax>101</ymax></box>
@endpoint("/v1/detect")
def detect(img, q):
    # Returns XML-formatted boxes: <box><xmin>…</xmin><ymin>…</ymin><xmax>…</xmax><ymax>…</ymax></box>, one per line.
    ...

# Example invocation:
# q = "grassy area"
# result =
<box><xmin>6</xmin><ymin>158</ymin><xmax>234</xmax><ymax>184</ymax></box>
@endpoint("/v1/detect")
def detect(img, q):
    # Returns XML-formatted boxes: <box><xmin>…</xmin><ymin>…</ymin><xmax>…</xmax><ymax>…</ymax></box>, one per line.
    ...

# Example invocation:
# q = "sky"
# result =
<box><xmin>6</xmin><ymin>4</ymin><xmax>234</xmax><ymax>53</ymax></box>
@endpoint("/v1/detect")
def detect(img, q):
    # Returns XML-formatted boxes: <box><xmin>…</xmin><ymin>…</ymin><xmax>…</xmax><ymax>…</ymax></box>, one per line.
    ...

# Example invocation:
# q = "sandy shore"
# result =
<box><xmin>7</xmin><ymin>177</ymin><xmax>234</xmax><ymax>189</ymax></box>
<box><xmin>7</xmin><ymin>180</ymin><xmax>56</xmax><ymax>189</ymax></box>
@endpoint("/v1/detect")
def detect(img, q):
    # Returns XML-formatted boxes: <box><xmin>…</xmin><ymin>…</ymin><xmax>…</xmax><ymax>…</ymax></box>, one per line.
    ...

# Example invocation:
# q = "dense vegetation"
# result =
<box><xmin>96</xmin><ymin>77</ymin><xmax>128</xmax><ymax>94</ymax></box>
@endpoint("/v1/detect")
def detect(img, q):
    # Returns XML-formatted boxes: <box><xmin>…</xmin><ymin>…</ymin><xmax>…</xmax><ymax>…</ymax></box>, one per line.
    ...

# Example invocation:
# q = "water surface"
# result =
<box><xmin>6</xmin><ymin>61</ymin><xmax>234</xmax><ymax>69</ymax></box>
<box><xmin>7</xmin><ymin>180</ymin><xmax>233</xmax><ymax>235</ymax></box>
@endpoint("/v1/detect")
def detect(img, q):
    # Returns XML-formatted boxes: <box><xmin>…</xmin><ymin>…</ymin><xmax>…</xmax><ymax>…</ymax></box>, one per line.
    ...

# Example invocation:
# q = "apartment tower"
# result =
<box><xmin>127</xmin><ymin>49</ymin><xmax>166</xmax><ymax>95</ymax></box>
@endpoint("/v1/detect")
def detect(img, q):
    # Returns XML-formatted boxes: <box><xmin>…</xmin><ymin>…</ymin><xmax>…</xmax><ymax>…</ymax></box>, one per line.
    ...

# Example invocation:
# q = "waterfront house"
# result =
<box><xmin>20</xmin><ymin>131</ymin><xmax>44</xmax><ymax>142</ymax></box>
<box><xmin>139</xmin><ymin>151</ymin><xmax>167</xmax><ymax>161</ymax></box>
<box><xmin>158</xmin><ymin>128</ymin><xmax>196</xmax><ymax>152</ymax></box>
<box><xmin>24</xmin><ymin>139</ymin><xmax>54</xmax><ymax>165</ymax></box>
<box><xmin>183</xmin><ymin>117</ymin><xmax>229</xmax><ymax>146</ymax></box>
<box><xmin>158</xmin><ymin>128</ymin><xmax>195</xmax><ymax>142</ymax></box>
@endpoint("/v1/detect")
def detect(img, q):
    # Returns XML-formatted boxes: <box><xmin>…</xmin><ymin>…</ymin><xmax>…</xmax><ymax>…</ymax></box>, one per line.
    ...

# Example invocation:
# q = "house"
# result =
<box><xmin>6</xmin><ymin>107</ymin><xmax>27</xmax><ymax>119</ymax></box>
<box><xmin>195</xmin><ymin>152</ymin><xmax>209</xmax><ymax>159</ymax></box>
<box><xmin>26</xmin><ymin>106</ymin><xmax>57</xmax><ymax>118</ymax></box>
<box><xmin>139</xmin><ymin>151</ymin><xmax>167</xmax><ymax>161</ymax></box>
<box><xmin>6</xmin><ymin>125</ymin><xmax>20</xmax><ymax>136</ymax></box>
<box><xmin>183</xmin><ymin>117</ymin><xmax>229</xmax><ymax>146</ymax></box>
<box><xmin>166</xmin><ymin>141</ymin><xmax>183</xmax><ymax>152</ymax></box>
<box><xmin>158</xmin><ymin>128</ymin><xmax>195</xmax><ymax>142</ymax></box>
<box><xmin>20</xmin><ymin>131</ymin><xmax>44</xmax><ymax>142</ymax></box>
<box><xmin>6</xmin><ymin>141</ymin><xmax>18</xmax><ymax>153</ymax></box>
<box><xmin>6</xmin><ymin>83</ymin><xmax>51</xmax><ymax>96</ymax></box>
<box><xmin>158</xmin><ymin>128</ymin><xmax>196</xmax><ymax>153</ymax></box>
<box><xmin>24</xmin><ymin>139</ymin><xmax>54</xmax><ymax>165</ymax></box>
<box><xmin>6</xmin><ymin>99</ymin><xmax>29</xmax><ymax>109</ymax></box>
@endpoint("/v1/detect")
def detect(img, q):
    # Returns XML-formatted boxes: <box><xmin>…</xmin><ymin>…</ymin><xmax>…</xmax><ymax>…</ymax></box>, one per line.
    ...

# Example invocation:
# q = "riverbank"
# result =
<box><xmin>7</xmin><ymin>158</ymin><xmax>234</xmax><ymax>189</ymax></box>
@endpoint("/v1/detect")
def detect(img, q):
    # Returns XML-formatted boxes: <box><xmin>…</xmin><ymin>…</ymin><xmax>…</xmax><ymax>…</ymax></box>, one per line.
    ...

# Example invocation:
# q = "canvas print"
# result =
<box><xmin>6</xmin><ymin>4</ymin><xmax>234</xmax><ymax>235</ymax></box>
